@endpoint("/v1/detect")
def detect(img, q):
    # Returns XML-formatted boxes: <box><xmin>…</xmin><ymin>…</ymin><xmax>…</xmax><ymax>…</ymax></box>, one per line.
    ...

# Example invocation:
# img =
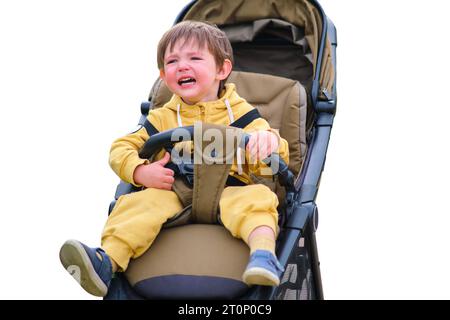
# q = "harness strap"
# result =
<box><xmin>192</xmin><ymin>122</ymin><xmax>234</xmax><ymax>224</ymax></box>
<box><xmin>229</xmin><ymin>108</ymin><xmax>261</xmax><ymax>129</ymax></box>
<box><xmin>142</xmin><ymin>119</ymin><xmax>159</xmax><ymax>136</ymax></box>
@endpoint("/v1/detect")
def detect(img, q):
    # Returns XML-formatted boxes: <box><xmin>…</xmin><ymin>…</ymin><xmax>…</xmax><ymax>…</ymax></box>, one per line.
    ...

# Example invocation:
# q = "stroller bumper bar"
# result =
<box><xmin>139</xmin><ymin>125</ymin><xmax>295</xmax><ymax>191</ymax></box>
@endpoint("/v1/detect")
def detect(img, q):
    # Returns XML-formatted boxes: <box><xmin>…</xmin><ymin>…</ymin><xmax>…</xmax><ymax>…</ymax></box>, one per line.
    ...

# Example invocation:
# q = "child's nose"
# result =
<box><xmin>177</xmin><ymin>60</ymin><xmax>190</xmax><ymax>72</ymax></box>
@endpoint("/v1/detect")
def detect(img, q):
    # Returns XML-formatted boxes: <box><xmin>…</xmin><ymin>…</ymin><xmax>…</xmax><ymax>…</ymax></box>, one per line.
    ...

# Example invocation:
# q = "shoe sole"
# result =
<box><xmin>242</xmin><ymin>267</ymin><xmax>280</xmax><ymax>286</ymax></box>
<box><xmin>59</xmin><ymin>239</ymin><xmax>108</xmax><ymax>297</ymax></box>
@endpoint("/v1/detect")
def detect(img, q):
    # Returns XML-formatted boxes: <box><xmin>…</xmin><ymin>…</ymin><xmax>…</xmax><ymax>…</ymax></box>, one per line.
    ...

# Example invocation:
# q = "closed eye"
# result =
<box><xmin>191</xmin><ymin>57</ymin><xmax>202</xmax><ymax>61</ymax></box>
<box><xmin>166</xmin><ymin>59</ymin><xmax>177</xmax><ymax>64</ymax></box>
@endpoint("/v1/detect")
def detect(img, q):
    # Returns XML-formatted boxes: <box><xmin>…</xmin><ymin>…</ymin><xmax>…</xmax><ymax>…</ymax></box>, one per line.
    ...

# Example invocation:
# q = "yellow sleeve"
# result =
<box><xmin>243</xmin><ymin>118</ymin><xmax>289</xmax><ymax>176</ymax></box>
<box><xmin>109</xmin><ymin>113</ymin><xmax>160</xmax><ymax>186</ymax></box>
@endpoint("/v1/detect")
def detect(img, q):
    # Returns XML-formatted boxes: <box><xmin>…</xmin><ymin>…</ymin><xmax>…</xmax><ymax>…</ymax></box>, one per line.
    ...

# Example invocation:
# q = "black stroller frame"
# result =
<box><xmin>240</xmin><ymin>1</ymin><xmax>337</xmax><ymax>300</ymax></box>
<box><xmin>106</xmin><ymin>0</ymin><xmax>337</xmax><ymax>300</ymax></box>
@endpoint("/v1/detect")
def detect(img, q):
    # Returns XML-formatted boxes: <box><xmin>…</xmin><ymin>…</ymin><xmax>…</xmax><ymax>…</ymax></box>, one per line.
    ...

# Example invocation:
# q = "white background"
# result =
<box><xmin>0</xmin><ymin>0</ymin><xmax>449</xmax><ymax>299</ymax></box>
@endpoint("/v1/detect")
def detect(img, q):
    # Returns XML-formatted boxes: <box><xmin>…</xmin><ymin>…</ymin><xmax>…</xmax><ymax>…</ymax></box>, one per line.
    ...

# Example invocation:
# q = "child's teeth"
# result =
<box><xmin>179</xmin><ymin>78</ymin><xmax>195</xmax><ymax>85</ymax></box>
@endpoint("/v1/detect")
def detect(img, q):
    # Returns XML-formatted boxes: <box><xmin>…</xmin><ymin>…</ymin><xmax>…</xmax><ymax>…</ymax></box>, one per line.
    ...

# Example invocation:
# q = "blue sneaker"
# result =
<box><xmin>59</xmin><ymin>239</ymin><xmax>113</xmax><ymax>297</ymax></box>
<box><xmin>242</xmin><ymin>250</ymin><xmax>285</xmax><ymax>286</ymax></box>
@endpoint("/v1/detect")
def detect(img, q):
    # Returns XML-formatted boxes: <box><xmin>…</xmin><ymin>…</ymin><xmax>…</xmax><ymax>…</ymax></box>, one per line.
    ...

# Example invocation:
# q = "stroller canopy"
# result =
<box><xmin>182</xmin><ymin>0</ymin><xmax>334</xmax><ymax>99</ymax></box>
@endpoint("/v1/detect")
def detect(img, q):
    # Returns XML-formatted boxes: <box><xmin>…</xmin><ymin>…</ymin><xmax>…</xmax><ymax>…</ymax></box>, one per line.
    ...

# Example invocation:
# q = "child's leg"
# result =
<box><xmin>247</xmin><ymin>225</ymin><xmax>276</xmax><ymax>255</ymax></box>
<box><xmin>96</xmin><ymin>251</ymin><xmax>119</xmax><ymax>273</ymax></box>
<box><xmin>219</xmin><ymin>184</ymin><xmax>284</xmax><ymax>286</ymax></box>
<box><xmin>219</xmin><ymin>184</ymin><xmax>279</xmax><ymax>246</ymax></box>
<box><xmin>60</xmin><ymin>187</ymin><xmax>183</xmax><ymax>297</ymax></box>
<box><xmin>101</xmin><ymin>187</ymin><xmax>184</xmax><ymax>271</ymax></box>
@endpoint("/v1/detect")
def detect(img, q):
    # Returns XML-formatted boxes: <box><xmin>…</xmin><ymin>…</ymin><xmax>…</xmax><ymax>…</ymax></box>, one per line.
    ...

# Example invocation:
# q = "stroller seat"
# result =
<box><xmin>106</xmin><ymin>71</ymin><xmax>308</xmax><ymax>300</ymax></box>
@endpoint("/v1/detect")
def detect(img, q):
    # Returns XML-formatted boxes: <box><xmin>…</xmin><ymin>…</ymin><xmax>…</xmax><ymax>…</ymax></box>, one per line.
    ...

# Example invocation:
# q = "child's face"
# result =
<box><xmin>160</xmin><ymin>38</ymin><xmax>231</xmax><ymax>105</ymax></box>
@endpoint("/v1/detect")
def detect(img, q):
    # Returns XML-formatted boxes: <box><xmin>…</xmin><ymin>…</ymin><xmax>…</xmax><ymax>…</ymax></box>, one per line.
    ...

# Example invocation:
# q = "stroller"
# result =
<box><xmin>105</xmin><ymin>0</ymin><xmax>337</xmax><ymax>300</ymax></box>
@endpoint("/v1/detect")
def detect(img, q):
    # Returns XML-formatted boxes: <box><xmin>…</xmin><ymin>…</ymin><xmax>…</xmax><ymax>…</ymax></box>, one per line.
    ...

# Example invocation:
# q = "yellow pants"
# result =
<box><xmin>101</xmin><ymin>184</ymin><xmax>279</xmax><ymax>271</ymax></box>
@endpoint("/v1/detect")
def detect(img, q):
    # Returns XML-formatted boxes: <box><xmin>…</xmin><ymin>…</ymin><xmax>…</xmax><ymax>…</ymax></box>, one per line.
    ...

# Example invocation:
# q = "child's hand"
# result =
<box><xmin>133</xmin><ymin>152</ymin><xmax>175</xmax><ymax>190</ymax></box>
<box><xmin>246</xmin><ymin>130</ymin><xmax>279</xmax><ymax>162</ymax></box>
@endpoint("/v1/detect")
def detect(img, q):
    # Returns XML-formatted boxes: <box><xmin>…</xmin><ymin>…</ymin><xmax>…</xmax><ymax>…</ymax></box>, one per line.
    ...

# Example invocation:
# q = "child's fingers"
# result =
<box><xmin>155</xmin><ymin>152</ymin><xmax>171</xmax><ymax>165</ymax></box>
<box><xmin>161</xmin><ymin>183</ymin><xmax>173</xmax><ymax>190</ymax></box>
<box><xmin>259</xmin><ymin>133</ymin><xmax>277</xmax><ymax>157</ymax></box>
<box><xmin>269</xmin><ymin>134</ymin><xmax>279</xmax><ymax>152</ymax></box>
<box><xmin>163</xmin><ymin>175</ymin><xmax>175</xmax><ymax>184</ymax></box>
<box><xmin>247</xmin><ymin>132</ymin><xmax>279</xmax><ymax>161</ymax></box>
<box><xmin>246</xmin><ymin>135</ymin><xmax>256</xmax><ymax>161</ymax></box>
<box><xmin>246</xmin><ymin>135</ymin><xmax>255</xmax><ymax>152</ymax></box>
<box><xmin>257</xmin><ymin>136</ymin><xmax>271</xmax><ymax>159</ymax></box>
<box><xmin>249</xmin><ymin>142</ymin><xmax>259</xmax><ymax>162</ymax></box>
<box><xmin>164</xmin><ymin>168</ymin><xmax>175</xmax><ymax>176</ymax></box>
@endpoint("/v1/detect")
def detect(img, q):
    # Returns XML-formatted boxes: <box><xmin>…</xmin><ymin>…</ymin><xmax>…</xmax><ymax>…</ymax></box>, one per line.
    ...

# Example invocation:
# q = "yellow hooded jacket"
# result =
<box><xmin>109</xmin><ymin>84</ymin><xmax>289</xmax><ymax>187</ymax></box>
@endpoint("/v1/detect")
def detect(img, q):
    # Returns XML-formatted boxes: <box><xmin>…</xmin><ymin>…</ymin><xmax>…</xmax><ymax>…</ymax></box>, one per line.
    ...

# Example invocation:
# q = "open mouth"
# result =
<box><xmin>178</xmin><ymin>77</ymin><xmax>196</xmax><ymax>86</ymax></box>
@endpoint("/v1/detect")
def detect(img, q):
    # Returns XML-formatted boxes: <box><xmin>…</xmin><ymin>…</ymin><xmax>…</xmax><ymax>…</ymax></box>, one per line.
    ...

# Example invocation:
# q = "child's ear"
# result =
<box><xmin>217</xmin><ymin>59</ymin><xmax>232</xmax><ymax>80</ymax></box>
<box><xmin>159</xmin><ymin>69</ymin><xmax>166</xmax><ymax>81</ymax></box>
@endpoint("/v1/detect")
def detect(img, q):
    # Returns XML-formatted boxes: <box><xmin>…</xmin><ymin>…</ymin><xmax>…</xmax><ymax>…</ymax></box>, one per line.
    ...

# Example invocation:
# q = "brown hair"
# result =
<box><xmin>157</xmin><ymin>21</ymin><xmax>233</xmax><ymax>81</ymax></box>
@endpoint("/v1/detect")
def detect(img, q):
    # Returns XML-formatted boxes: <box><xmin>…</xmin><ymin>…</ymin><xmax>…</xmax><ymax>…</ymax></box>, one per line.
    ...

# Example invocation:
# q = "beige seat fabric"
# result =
<box><xmin>126</xmin><ymin>224</ymin><xmax>249</xmax><ymax>287</ymax></box>
<box><xmin>149</xmin><ymin>70</ymin><xmax>307</xmax><ymax>176</ymax></box>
